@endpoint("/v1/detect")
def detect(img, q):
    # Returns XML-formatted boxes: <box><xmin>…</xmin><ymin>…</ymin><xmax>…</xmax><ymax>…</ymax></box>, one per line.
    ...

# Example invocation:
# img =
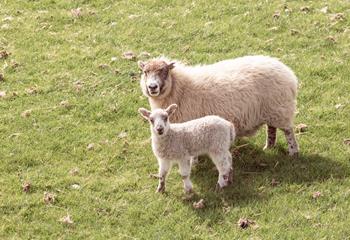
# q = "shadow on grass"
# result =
<box><xmin>185</xmin><ymin>140</ymin><xmax>350</xmax><ymax>222</ymax></box>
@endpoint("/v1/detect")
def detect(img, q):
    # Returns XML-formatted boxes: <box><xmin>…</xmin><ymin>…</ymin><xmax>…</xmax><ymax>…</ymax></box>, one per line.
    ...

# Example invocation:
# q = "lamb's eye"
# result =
<box><xmin>149</xmin><ymin>118</ymin><xmax>154</xmax><ymax>123</ymax></box>
<box><xmin>163</xmin><ymin>116</ymin><xmax>168</xmax><ymax>121</ymax></box>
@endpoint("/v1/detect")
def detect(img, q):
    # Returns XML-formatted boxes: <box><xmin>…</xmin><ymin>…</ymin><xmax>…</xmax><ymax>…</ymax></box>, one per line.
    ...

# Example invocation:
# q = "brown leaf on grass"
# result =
<box><xmin>238</xmin><ymin>218</ymin><xmax>258</xmax><ymax>229</ymax></box>
<box><xmin>128</xmin><ymin>14</ymin><xmax>140</xmax><ymax>19</ymax></box>
<box><xmin>10</xmin><ymin>60</ymin><xmax>20</xmax><ymax>69</ymax></box>
<box><xmin>312</xmin><ymin>191</ymin><xmax>322</xmax><ymax>199</ymax></box>
<box><xmin>0</xmin><ymin>73</ymin><xmax>4</xmax><ymax>81</ymax></box>
<box><xmin>193</xmin><ymin>199</ymin><xmax>205</xmax><ymax>209</ymax></box>
<box><xmin>272</xmin><ymin>11</ymin><xmax>281</xmax><ymax>19</ymax></box>
<box><xmin>117</xmin><ymin>131</ymin><xmax>128</xmax><ymax>139</ymax></box>
<box><xmin>69</xmin><ymin>168</ymin><xmax>79</xmax><ymax>175</ymax></box>
<box><xmin>320</xmin><ymin>6</ymin><xmax>328</xmax><ymax>14</ymax></box>
<box><xmin>73</xmin><ymin>81</ymin><xmax>83</xmax><ymax>92</ymax></box>
<box><xmin>335</xmin><ymin>104</ymin><xmax>344</xmax><ymax>109</ymax></box>
<box><xmin>269</xmin><ymin>26</ymin><xmax>278</xmax><ymax>31</ymax></box>
<box><xmin>0</xmin><ymin>50</ymin><xmax>10</xmax><ymax>59</ymax></box>
<box><xmin>71</xmin><ymin>8</ymin><xmax>82</xmax><ymax>18</ymax></box>
<box><xmin>98</xmin><ymin>63</ymin><xmax>109</xmax><ymax>69</ymax></box>
<box><xmin>343</xmin><ymin>139</ymin><xmax>350</xmax><ymax>146</ymax></box>
<box><xmin>296</xmin><ymin>123</ymin><xmax>308</xmax><ymax>133</ymax></box>
<box><xmin>59</xmin><ymin>215</ymin><xmax>73</xmax><ymax>224</ymax></box>
<box><xmin>0</xmin><ymin>91</ymin><xmax>6</xmax><ymax>98</ymax></box>
<box><xmin>271</xmin><ymin>178</ymin><xmax>279</xmax><ymax>187</ymax></box>
<box><xmin>291</xmin><ymin>29</ymin><xmax>300</xmax><ymax>35</ymax></box>
<box><xmin>71</xmin><ymin>184</ymin><xmax>81</xmax><ymax>190</ymax></box>
<box><xmin>43</xmin><ymin>192</ymin><xmax>55</xmax><ymax>204</ymax></box>
<box><xmin>87</xmin><ymin>143</ymin><xmax>94</xmax><ymax>150</ymax></box>
<box><xmin>138</xmin><ymin>51</ymin><xmax>151</xmax><ymax>59</ymax></box>
<box><xmin>25</xmin><ymin>87</ymin><xmax>38</xmax><ymax>95</ymax></box>
<box><xmin>23</xmin><ymin>182</ymin><xmax>31</xmax><ymax>193</ymax></box>
<box><xmin>326</xmin><ymin>36</ymin><xmax>336</xmax><ymax>43</ymax></box>
<box><xmin>21</xmin><ymin>110</ymin><xmax>32</xmax><ymax>118</ymax></box>
<box><xmin>330</xmin><ymin>13</ymin><xmax>345</xmax><ymax>22</ymax></box>
<box><xmin>59</xmin><ymin>100</ymin><xmax>70</xmax><ymax>108</ymax></box>
<box><xmin>149</xmin><ymin>173</ymin><xmax>160</xmax><ymax>179</ymax></box>
<box><xmin>300</xmin><ymin>6</ymin><xmax>310</xmax><ymax>13</ymax></box>
<box><xmin>122</xmin><ymin>51</ymin><xmax>136</xmax><ymax>60</ymax></box>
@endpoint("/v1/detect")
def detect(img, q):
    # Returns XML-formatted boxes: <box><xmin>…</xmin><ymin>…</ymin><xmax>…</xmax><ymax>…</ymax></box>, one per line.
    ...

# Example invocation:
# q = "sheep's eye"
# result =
<box><xmin>163</xmin><ymin>116</ymin><xmax>168</xmax><ymax>121</ymax></box>
<box><xmin>149</xmin><ymin>118</ymin><xmax>154</xmax><ymax>123</ymax></box>
<box><xmin>144</xmin><ymin>70</ymin><xmax>149</xmax><ymax>75</ymax></box>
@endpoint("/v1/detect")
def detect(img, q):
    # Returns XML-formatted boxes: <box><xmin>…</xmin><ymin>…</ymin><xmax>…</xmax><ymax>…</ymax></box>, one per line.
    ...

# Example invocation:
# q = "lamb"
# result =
<box><xmin>138</xmin><ymin>55</ymin><xmax>299</xmax><ymax>156</ymax></box>
<box><xmin>138</xmin><ymin>104</ymin><xmax>235</xmax><ymax>193</ymax></box>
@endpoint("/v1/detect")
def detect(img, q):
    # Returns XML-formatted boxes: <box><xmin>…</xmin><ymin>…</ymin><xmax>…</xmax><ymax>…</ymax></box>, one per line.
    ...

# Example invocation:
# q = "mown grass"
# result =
<box><xmin>1</xmin><ymin>0</ymin><xmax>349</xmax><ymax>239</ymax></box>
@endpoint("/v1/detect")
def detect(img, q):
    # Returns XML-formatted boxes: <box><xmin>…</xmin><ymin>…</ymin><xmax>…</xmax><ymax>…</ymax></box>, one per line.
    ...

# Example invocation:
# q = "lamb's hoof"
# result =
<box><xmin>156</xmin><ymin>185</ymin><xmax>165</xmax><ymax>193</ymax></box>
<box><xmin>263</xmin><ymin>145</ymin><xmax>275</xmax><ymax>151</ymax></box>
<box><xmin>184</xmin><ymin>188</ymin><xmax>193</xmax><ymax>194</ymax></box>
<box><xmin>288</xmin><ymin>151</ymin><xmax>299</xmax><ymax>158</ymax></box>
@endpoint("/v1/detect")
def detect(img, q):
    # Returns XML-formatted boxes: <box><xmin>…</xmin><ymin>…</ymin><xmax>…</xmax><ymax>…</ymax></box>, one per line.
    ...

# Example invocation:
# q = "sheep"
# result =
<box><xmin>138</xmin><ymin>55</ymin><xmax>299</xmax><ymax>156</ymax></box>
<box><xmin>138</xmin><ymin>104</ymin><xmax>235</xmax><ymax>193</ymax></box>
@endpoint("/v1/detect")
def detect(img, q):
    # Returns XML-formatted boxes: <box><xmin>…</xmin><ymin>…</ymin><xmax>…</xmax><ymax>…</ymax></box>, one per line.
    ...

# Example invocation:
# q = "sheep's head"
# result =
<box><xmin>138</xmin><ymin>59</ymin><xmax>175</xmax><ymax>98</ymax></box>
<box><xmin>138</xmin><ymin>104</ymin><xmax>178</xmax><ymax>136</ymax></box>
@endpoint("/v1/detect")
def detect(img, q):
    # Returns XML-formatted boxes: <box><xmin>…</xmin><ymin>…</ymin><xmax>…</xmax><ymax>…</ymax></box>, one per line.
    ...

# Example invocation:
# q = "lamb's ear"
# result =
<box><xmin>138</xmin><ymin>108</ymin><xmax>151</xmax><ymax>120</ymax></box>
<box><xmin>138</xmin><ymin>61</ymin><xmax>146</xmax><ymax>70</ymax></box>
<box><xmin>167</xmin><ymin>62</ymin><xmax>175</xmax><ymax>70</ymax></box>
<box><xmin>165</xmin><ymin>104</ymin><xmax>177</xmax><ymax>116</ymax></box>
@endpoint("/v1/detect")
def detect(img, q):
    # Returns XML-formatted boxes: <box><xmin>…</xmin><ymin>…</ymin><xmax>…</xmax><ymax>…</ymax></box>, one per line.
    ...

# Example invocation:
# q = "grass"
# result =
<box><xmin>0</xmin><ymin>0</ymin><xmax>350</xmax><ymax>239</ymax></box>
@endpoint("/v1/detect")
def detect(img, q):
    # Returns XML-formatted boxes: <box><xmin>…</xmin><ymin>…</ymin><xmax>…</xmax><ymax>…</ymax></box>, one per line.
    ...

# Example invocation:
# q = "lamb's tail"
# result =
<box><xmin>229</xmin><ymin>123</ymin><xmax>236</xmax><ymax>143</ymax></box>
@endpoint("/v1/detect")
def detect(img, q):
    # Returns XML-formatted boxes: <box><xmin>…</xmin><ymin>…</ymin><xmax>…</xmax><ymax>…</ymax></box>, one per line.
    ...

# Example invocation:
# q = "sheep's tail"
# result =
<box><xmin>229</xmin><ymin>123</ymin><xmax>236</xmax><ymax>143</ymax></box>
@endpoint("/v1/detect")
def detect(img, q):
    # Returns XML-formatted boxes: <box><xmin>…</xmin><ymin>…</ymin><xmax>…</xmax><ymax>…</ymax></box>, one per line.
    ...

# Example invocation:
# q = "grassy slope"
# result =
<box><xmin>1</xmin><ymin>0</ymin><xmax>349</xmax><ymax>239</ymax></box>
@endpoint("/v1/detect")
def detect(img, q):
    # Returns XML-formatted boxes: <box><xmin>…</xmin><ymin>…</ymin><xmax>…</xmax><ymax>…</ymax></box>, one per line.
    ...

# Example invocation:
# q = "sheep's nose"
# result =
<box><xmin>148</xmin><ymin>84</ymin><xmax>158</xmax><ymax>90</ymax></box>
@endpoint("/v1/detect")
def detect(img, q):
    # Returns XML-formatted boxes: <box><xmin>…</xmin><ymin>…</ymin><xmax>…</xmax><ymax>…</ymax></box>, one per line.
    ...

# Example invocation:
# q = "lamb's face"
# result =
<box><xmin>138</xmin><ymin>60</ymin><xmax>175</xmax><ymax>98</ymax></box>
<box><xmin>138</xmin><ymin>104</ymin><xmax>178</xmax><ymax>137</ymax></box>
<box><xmin>149</xmin><ymin>109</ymin><xmax>170</xmax><ymax>136</ymax></box>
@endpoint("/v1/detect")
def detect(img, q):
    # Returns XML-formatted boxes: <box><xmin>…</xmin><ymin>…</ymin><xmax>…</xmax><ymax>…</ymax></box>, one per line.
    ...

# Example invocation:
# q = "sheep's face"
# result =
<box><xmin>138</xmin><ymin>104</ymin><xmax>178</xmax><ymax>136</ymax></box>
<box><xmin>138</xmin><ymin>60</ymin><xmax>175</xmax><ymax>98</ymax></box>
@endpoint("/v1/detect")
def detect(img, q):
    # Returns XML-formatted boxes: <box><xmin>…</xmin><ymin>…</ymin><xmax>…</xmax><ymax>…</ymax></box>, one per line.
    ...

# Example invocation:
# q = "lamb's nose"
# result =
<box><xmin>149</xmin><ymin>84</ymin><xmax>158</xmax><ymax>90</ymax></box>
<box><xmin>156</xmin><ymin>126</ymin><xmax>164</xmax><ymax>134</ymax></box>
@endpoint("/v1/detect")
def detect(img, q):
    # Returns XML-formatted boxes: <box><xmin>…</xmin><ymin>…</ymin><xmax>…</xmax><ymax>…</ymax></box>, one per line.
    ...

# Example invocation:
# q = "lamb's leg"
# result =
<box><xmin>282</xmin><ymin>127</ymin><xmax>299</xmax><ymax>157</ymax></box>
<box><xmin>156</xmin><ymin>159</ymin><xmax>171</xmax><ymax>193</ymax></box>
<box><xmin>210</xmin><ymin>151</ymin><xmax>233</xmax><ymax>190</ymax></box>
<box><xmin>263</xmin><ymin>125</ymin><xmax>277</xmax><ymax>150</ymax></box>
<box><xmin>178</xmin><ymin>159</ymin><xmax>193</xmax><ymax>193</ymax></box>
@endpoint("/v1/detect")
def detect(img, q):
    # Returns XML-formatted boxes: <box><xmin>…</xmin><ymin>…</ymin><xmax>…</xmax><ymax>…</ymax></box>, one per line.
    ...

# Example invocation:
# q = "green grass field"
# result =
<box><xmin>1</xmin><ymin>0</ymin><xmax>350</xmax><ymax>239</ymax></box>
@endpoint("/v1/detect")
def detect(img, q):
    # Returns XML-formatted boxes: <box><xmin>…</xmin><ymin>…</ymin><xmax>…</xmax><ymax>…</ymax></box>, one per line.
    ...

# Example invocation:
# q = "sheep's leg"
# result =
<box><xmin>178</xmin><ymin>159</ymin><xmax>193</xmax><ymax>193</ymax></box>
<box><xmin>156</xmin><ymin>159</ymin><xmax>171</xmax><ymax>193</ymax></box>
<box><xmin>210</xmin><ymin>151</ymin><xmax>233</xmax><ymax>190</ymax></box>
<box><xmin>282</xmin><ymin>127</ymin><xmax>299</xmax><ymax>157</ymax></box>
<box><xmin>263</xmin><ymin>125</ymin><xmax>277</xmax><ymax>150</ymax></box>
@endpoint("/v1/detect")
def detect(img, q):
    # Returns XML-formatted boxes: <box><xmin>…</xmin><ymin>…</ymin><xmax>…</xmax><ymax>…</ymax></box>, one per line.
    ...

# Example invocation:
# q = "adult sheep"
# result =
<box><xmin>138</xmin><ymin>55</ymin><xmax>299</xmax><ymax>156</ymax></box>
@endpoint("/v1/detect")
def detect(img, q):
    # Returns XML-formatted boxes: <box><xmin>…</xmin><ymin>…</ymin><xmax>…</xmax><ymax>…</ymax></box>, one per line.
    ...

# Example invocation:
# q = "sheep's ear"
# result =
<box><xmin>165</xmin><ymin>104</ymin><xmax>177</xmax><ymax>116</ymax></box>
<box><xmin>138</xmin><ymin>61</ymin><xmax>146</xmax><ymax>70</ymax></box>
<box><xmin>138</xmin><ymin>108</ymin><xmax>151</xmax><ymax>120</ymax></box>
<box><xmin>167</xmin><ymin>62</ymin><xmax>175</xmax><ymax>70</ymax></box>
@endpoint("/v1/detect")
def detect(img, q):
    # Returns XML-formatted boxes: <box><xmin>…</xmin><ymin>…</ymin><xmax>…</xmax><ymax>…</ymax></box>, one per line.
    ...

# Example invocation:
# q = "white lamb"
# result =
<box><xmin>138</xmin><ymin>55</ymin><xmax>299</xmax><ymax>156</ymax></box>
<box><xmin>138</xmin><ymin>104</ymin><xmax>235</xmax><ymax>193</ymax></box>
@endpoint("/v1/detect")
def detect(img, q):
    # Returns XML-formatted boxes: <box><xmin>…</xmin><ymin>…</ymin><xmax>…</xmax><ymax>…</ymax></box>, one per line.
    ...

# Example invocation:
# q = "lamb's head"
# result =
<box><xmin>138</xmin><ymin>104</ymin><xmax>178</xmax><ymax>136</ymax></box>
<box><xmin>138</xmin><ymin>59</ymin><xmax>175</xmax><ymax>98</ymax></box>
